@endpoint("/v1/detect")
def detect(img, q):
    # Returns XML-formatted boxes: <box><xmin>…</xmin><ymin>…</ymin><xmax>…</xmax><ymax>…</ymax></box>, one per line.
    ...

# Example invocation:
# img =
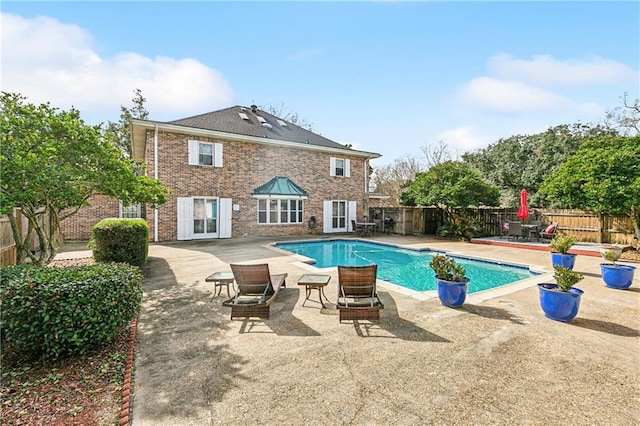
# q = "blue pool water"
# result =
<box><xmin>275</xmin><ymin>240</ymin><xmax>536</xmax><ymax>293</ymax></box>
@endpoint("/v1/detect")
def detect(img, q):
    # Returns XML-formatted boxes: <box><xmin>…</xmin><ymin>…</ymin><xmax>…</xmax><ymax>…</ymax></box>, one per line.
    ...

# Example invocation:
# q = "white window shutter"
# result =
<box><xmin>323</xmin><ymin>200</ymin><xmax>333</xmax><ymax>233</ymax></box>
<box><xmin>329</xmin><ymin>157</ymin><xmax>336</xmax><ymax>177</ymax></box>
<box><xmin>348</xmin><ymin>201</ymin><xmax>357</xmax><ymax>227</ymax></box>
<box><xmin>219</xmin><ymin>198</ymin><xmax>232</xmax><ymax>238</ymax></box>
<box><xmin>188</xmin><ymin>140</ymin><xmax>199</xmax><ymax>165</ymax></box>
<box><xmin>177</xmin><ymin>197</ymin><xmax>193</xmax><ymax>240</ymax></box>
<box><xmin>214</xmin><ymin>143</ymin><xmax>223</xmax><ymax>167</ymax></box>
<box><xmin>344</xmin><ymin>159</ymin><xmax>351</xmax><ymax>177</ymax></box>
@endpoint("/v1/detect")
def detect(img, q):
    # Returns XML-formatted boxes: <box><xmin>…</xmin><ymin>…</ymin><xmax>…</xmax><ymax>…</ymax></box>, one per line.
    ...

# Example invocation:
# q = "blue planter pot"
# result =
<box><xmin>600</xmin><ymin>263</ymin><xmax>636</xmax><ymax>289</ymax></box>
<box><xmin>538</xmin><ymin>283</ymin><xmax>583</xmax><ymax>322</ymax></box>
<box><xmin>436</xmin><ymin>277</ymin><xmax>469</xmax><ymax>308</ymax></box>
<box><xmin>551</xmin><ymin>253</ymin><xmax>577</xmax><ymax>270</ymax></box>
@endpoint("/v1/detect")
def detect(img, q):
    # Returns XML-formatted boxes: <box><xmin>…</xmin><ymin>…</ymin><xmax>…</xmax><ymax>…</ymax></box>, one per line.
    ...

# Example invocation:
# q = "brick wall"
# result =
<box><xmin>62</xmin><ymin>130</ymin><xmax>372</xmax><ymax>242</ymax></box>
<box><xmin>60</xmin><ymin>194</ymin><xmax>120</xmax><ymax>241</ymax></box>
<box><xmin>145</xmin><ymin>131</ymin><xmax>369</xmax><ymax>241</ymax></box>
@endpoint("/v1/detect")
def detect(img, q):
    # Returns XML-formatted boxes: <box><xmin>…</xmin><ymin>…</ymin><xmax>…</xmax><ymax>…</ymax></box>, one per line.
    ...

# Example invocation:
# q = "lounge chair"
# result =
<box><xmin>540</xmin><ymin>222</ymin><xmax>559</xmax><ymax>241</ymax></box>
<box><xmin>336</xmin><ymin>264</ymin><xmax>384</xmax><ymax>322</ymax></box>
<box><xmin>222</xmin><ymin>264</ymin><xmax>287</xmax><ymax>320</ymax></box>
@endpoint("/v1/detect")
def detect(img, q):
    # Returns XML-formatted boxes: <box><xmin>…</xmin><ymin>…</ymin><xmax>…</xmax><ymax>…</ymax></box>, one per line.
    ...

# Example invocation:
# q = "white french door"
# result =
<box><xmin>323</xmin><ymin>200</ymin><xmax>356</xmax><ymax>233</ymax></box>
<box><xmin>177</xmin><ymin>197</ymin><xmax>232</xmax><ymax>240</ymax></box>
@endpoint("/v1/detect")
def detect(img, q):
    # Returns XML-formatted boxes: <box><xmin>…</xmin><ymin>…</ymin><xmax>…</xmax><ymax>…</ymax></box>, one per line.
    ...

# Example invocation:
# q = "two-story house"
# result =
<box><xmin>62</xmin><ymin>105</ymin><xmax>381</xmax><ymax>242</ymax></box>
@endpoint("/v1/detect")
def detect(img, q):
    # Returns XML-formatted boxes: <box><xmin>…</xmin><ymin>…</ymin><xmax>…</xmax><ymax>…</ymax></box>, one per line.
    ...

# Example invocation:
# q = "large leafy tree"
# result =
<box><xmin>539</xmin><ymin>134</ymin><xmax>640</xmax><ymax>240</ymax></box>
<box><xmin>401</xmin><ymin>161</ymin><xmax>500</xmax><ymax>213</ymax></box>
<box><xmin>0</xmin><ymin>92</ymin><xmax>170</xmax><ymax>265</ymax></box>
<box><xmin>462</xmin><ymin>123</ymin><xmax>616</xmax><ymax>206</ymax></box>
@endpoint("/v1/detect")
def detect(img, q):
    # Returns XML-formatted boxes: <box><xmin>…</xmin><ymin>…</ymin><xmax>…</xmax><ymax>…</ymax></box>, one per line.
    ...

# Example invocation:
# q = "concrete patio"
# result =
<box><xmin>86</xmin><ymin>235</ymin><xmax>639</xmax><ymax>425</ymax></box>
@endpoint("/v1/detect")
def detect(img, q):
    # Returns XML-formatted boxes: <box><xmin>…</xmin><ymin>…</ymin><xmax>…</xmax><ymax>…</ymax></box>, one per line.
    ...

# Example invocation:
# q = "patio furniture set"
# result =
<box><xmin>211</xmin><ymin>263</ymin><xmax>383</xmax><ymax>322</ymax></box>
<box><xmin>500</xmin><ymin>220</ymin><xmax>558</xmax><ymax>242</ymax></box>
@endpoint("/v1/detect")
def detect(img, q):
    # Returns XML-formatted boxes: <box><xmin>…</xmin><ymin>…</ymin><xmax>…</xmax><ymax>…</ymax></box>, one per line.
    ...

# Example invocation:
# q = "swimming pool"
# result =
<box><xmin>275</xmin><ymin>240</ymin><xmax>537</xmax><ymax>293</ymax></box>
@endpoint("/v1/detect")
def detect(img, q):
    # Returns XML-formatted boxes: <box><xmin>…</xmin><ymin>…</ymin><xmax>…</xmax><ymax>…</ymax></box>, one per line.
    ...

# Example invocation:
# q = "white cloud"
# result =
<box><xmin>459</xmin><ymin>77</ymin><xmax>574</xmax><ymax>113</ymax></box>
<box><xmin>435</xmin><ymin>126</ymin><xmax>492</xmax><ymax>152</ymax></box>
<box><xmin>455</xmin><ymin>53</ymin><xmax>637</xmax><ymax>115</ymax></box>
<box><xmin>0</xmin><ymin>13</ymin><xmax>234</xmax><ymax>123</ymax></box>
<box><xmin>488</xmin><ymin>53</ymin><xmax>638</xmax><ymax>87</ymax></box>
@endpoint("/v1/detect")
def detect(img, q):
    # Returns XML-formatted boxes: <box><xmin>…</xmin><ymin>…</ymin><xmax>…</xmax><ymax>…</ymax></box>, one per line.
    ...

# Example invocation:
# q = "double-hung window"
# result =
<box><xmin>330</xmin><ymin>157</ymin><xmax>350</xmax><ymax>177</ymax></box>
<box><xmin>257</xmin><ymin>199</ymin><xmax>304</xmax><ymax>224</ymax></box>
<box><xmin>120</xmin><ymin>202</ymin><xmax>141</xmax><ymax>218</ymax></box>
<box><xmin>188</xmin><ymin>140</ymin><xmax>223</xmax><ymax>167</ymax></box>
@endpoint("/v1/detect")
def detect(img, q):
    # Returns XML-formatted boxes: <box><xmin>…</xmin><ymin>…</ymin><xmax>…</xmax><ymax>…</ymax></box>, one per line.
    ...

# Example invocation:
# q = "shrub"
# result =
<box><xmin>549</xmin><ymin>234</ymin><xmax>577</xmax><ymax>254</ymax></box>
<box><xmin>553</xmin><ymin>267</ymin><xmax>584</xmax><ymax>291</ymax></box>
<box><xmin>438</xmin><ymin>215</ymin><xmax>482</xmax><ymax>241</ymax></box>
<box><xmin>89</xmin><ymin>218</ymin><xmax>149</xmax><ymax>267</ymax></box>
<box><xmin>0</xmin><ymin>263</ymin><xmax>143</xmax><ymax>360</ymax></box>
<box><xmin>429</xmin><ymin>254</ymin><xmax>467</xmax><ymax>282</ymax></box>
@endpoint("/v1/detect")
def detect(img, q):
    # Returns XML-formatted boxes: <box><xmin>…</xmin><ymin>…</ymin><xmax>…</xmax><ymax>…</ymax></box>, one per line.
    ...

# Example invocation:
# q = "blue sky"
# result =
<box><xmin>2</xmin><ymin>1</ymin><xmax>638</xmax><ymax>168</ymax></box>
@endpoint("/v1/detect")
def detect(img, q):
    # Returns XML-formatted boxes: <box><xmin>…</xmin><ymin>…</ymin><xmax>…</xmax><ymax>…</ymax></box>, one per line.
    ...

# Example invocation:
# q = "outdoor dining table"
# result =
<box><xmin>522</xmin><ymin>224</ymin><xmax>541</xmax><ymax>241</ymax></box>
<box><xmin>356</xmin><ymin>222</ymin><xmax>377</xmax><ymax>237</ymax></box>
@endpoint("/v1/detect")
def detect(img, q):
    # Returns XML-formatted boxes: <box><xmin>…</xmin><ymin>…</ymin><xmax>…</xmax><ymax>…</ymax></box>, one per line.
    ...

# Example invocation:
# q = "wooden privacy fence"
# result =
<box><xmin>369</xmin><ymin>206</ymin><xmax>637</xmax><ymax>244</ymax></box>
<box><xmin>0</xmin><ymin>214</ymin><xmax>17</xmax><ymax>266</ymax></box>
<box><xmin>0</xmin><ymin>209</ymin><xmax>50</xmax><ymax>266</ymax></box>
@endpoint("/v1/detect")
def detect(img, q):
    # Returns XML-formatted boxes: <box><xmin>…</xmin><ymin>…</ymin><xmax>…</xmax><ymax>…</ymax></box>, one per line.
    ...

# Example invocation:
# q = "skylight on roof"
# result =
<box><xmin>256</xmin><ymin>116</ymin><xmax>267</xmax><ymax>123</ymax></box>
<box><xmin>239</xmin><ymin>112</ymin><xmax>249</xmax><ymax>120</ymax></box>
<box><xmin>262</xmin><ymin>123</ymin><xmax>273</xmax><ymax>129</ymax></box>
<box><xmin>277</xmin><ymin>119</ymin><xmax>287</xmax><ymax>127</ymax></box>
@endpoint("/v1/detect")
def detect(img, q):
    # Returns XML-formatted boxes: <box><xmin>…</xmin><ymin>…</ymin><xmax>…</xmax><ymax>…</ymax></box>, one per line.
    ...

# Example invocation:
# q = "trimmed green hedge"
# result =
<box><xmin>0</xmin><ymin>263</ymin><xmax>143</xmax><ymax>360</ymax></box>
<box><xmin>89</xmin><ymin>218</ymin><xmax>149</xmax><ymax>267</ymax></box>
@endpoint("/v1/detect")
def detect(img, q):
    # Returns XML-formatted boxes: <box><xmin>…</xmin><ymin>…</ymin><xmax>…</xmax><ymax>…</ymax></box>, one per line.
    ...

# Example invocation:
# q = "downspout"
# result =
<box><xmin>153</xmin><ymin>124</ymin><xmax>159</xmax><ymax>243</ymax></box>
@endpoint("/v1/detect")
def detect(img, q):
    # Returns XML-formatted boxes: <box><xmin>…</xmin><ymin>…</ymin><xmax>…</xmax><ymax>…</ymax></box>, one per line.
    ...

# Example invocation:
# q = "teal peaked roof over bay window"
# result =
<box><xmin>252</xmin><ymin>176</ymin><xmax>308</xmax><ymax>198</ymax></box>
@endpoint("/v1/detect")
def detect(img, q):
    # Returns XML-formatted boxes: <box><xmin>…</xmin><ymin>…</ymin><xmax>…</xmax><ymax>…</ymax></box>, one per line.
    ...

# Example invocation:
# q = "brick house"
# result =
<box><xmin>63</xmin><ymin>105</ymin><xmax>381</xmax><ymax>242</ymax></box>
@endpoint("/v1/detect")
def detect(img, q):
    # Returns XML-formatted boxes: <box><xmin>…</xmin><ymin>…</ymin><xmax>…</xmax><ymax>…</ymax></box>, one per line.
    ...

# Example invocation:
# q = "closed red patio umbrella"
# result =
<box><xmin>517</xmin><ymin>189</ymin><xmax>529</xmax><ymax>220</ymax></box>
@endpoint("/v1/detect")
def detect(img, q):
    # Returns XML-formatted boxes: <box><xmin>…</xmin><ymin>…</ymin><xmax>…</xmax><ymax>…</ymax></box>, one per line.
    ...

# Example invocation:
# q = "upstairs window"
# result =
<box><xmin>330</xmin><ymin>157</ymin><xmax>350</xmax><ymax>177</ymax></box>
<box><xmin>188</xmin><ymin>140</ymin><xmax>223</xmax><ymax>167</ymax></box>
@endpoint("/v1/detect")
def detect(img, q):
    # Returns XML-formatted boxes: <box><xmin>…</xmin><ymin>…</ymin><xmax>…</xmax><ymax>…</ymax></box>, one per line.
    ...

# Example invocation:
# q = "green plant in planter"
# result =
<box><xmin>603</xmin><ymin>249</ymin><xmax>620</xmax><ymax>264</ymax></box>
<box><xmin>549</xmin><ymin>234</ymin><xmax>577</xmax><ymax>254</ymax></box>
<box><xmin>429</xmin><ymin>254</ymin><xmax>467</xmax><ymax>282</ymax></box>
<box><xmin>553</xmin><ymin>266</ymin><xmax>584</xmax><ymax>291</ymax></box>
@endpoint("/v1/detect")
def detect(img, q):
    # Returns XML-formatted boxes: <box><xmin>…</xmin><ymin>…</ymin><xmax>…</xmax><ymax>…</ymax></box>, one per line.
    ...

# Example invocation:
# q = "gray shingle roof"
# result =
<box><xmin>168</xmin><ymin>106</ymin><xmax>348</xmax><ymax>150</ymax></box>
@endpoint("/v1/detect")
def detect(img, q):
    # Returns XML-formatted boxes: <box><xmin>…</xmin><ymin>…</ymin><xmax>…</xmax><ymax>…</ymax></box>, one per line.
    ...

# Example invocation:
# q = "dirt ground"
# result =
<box><xmin>127</xmin><ymin>236</ymin><xmax>639</xmax><ymax>425</ymax></box>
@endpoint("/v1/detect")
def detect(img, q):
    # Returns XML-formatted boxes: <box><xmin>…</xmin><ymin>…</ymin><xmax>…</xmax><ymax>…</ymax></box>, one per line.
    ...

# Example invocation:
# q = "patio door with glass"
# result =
<box><xmin>193</xmin><ymin>198</ymin><xmax>218</xmax><ymax>237</ymax></box>
<box><xmin>323</xmin><ymin>200</ymin><xmax>356</xmax><ymax>233</ymax></box>
<box><xmin>177</xmin><ymin>197</ymin><xmax>232</xmax><ymax>240</ymax></box>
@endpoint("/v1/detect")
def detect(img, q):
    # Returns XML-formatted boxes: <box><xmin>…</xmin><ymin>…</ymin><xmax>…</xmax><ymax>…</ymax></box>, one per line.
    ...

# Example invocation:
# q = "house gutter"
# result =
<box><xmin>153</xmin><ymin>124</ymin><xmax>159</xmax><ymax>243</ymax></box>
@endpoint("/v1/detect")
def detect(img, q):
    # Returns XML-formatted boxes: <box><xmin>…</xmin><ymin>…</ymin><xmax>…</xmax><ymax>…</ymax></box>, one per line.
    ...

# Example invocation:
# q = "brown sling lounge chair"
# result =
<box><xmin>337</xmin><ymin>264</ymin><xmax>384</xmax><ymax>322</ymax></box>
<box><xmin>222</xmin><ymin>264</ymin><xmax>287</xmax><ymax>320</ymax></box>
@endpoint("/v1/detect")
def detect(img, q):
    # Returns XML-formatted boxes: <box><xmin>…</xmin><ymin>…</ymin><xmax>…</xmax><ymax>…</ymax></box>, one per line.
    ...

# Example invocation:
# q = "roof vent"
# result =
<box><xmin>262</xmin><ymin>123</ymin><xmax>273</xmax><ymax>129</ymax></box>
<box><xmin>277</xmin><ymin>119</ymin><xmax>287</xmax><ymax>127</ymax></box>
<box><xmin>256</xmin><ymin>116</ymin><xmax>267</xmax><ymax>123</ymax></box>
<box><xmin>251</xmin><ymin>104</ymin><xmax>258</xmax><ymax>113</ymax></box>
<box><xmin>240</xmin><ymin>107</ymin><xmax>246</xmax><ymax>111</ymax></box>
<box><xmin>239</xmin><ymin>112</ymin><xmax>249</xmax><ymax>120</ymax></box>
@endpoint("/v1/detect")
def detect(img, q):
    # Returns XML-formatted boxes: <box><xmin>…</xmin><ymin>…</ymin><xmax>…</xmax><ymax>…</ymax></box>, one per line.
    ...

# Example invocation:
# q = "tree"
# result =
<box><xmin>539</xmin><ymin>134</ymin><xmax>640</xmax><ymax>240</ymax></box>
<box><xmin>261</xmin><ymin>102</ymin><xmax>313</xmax><ymax>131</ymax></box>
<box><xmin>401</xmin><ymin>161</ymin><xmax>500</xmax><ymax>211</ymax></box>
<box><xmin>605</xmin><ymin>92</ymin><xmax>640</xmax><ymax>136</ymax></box>
<box><xmin>0</xmin><ymin>92</ymin><xmax>169</xmax><ymax>265</ymax></box>
<box><xmin>421</xmin><ymin>140</ymin><xmax>453</xmax><ymax>169</ymax></box>
<box><xmin>370</xmin><ymin>155</ymin><xmax>423</xmax><ymax>206</ymax></box>
<box><xmin>462</xmin><ymin>123</ymin><xmax>616</xmax><ymax>206</ymax></box>
<box><xmin>104</xmin><ymin>88</ymin><xmax>149</xmax><ymax>157</ymax></box>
